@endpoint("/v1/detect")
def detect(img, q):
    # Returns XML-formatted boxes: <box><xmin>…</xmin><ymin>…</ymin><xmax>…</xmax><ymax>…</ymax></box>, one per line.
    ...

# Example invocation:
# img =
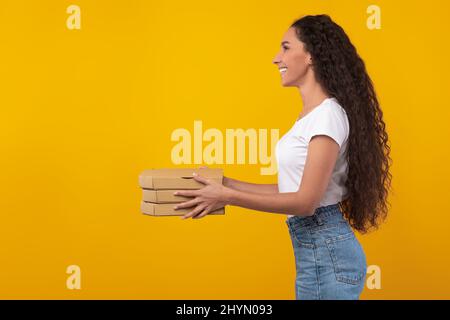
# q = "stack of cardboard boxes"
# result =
<box><xmin>138</xmin><ymin>168</ymin><xmax>225</xmax><ymax>216</ymax></box>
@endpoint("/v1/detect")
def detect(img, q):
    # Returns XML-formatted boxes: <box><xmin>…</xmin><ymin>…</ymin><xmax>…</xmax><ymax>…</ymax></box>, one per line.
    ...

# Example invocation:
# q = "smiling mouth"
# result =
<box><xmin>279</xmin><ymin>67</ymin><xmax>287</xmax><ymax>74</ymax></box>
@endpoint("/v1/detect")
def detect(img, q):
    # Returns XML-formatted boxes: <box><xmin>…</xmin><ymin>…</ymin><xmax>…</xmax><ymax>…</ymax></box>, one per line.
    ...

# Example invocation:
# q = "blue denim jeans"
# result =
<box><xmin>285</xmin><ymin>203</ymin><xmax>367</xmax><ymax>300</ymax></box>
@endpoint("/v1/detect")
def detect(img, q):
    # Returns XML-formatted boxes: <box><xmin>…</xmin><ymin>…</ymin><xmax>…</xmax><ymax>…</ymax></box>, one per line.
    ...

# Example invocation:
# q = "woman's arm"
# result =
<box><xmin>178</xmin><ymin>136</ymin><xmax>340</xmax><ymax>219</ymax></box>
<box><xmin>223</xmin><ymin>136</ymin><xmax>341</xmax><ymax>217</ymax></box>
<box><xmin>223</xmin><ymin>176</ymin><xmax>278</xmax><ymax>194</ymax></box>
<box><xmin>224</xmin><ymin>188</ymin><xmax>314</xmax><ymax>216</ymax></box>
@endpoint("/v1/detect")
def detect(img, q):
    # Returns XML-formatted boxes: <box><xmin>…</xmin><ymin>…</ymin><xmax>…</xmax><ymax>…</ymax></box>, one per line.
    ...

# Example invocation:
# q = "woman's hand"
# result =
<box><xmin>173</xmin><ymin>172</ymin><xmax>230</xmax><ymax>220</ymax></box>
<box><xmin>198</xmin><ymin>165</ymin><xmax>232</xmax><ymax>188</ymax></box>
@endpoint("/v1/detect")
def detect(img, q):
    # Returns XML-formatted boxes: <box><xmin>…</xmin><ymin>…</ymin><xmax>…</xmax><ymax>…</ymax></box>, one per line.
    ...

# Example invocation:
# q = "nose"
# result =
<box><xmin>272</xmin><ymin>52</ymin><xmax>281</xmax><ymax>65</ymax></box>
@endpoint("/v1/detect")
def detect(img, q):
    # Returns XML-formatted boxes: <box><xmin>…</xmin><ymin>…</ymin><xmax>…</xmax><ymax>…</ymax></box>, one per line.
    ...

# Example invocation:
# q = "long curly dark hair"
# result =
<box><xmin>291</xmin><ymin>14</ymin><xmax>393</xmax><ymax>233</ymax></box>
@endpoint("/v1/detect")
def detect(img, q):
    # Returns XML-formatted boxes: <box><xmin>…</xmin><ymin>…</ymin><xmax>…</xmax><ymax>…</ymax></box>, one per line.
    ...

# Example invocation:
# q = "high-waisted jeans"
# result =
<box><xmin>285</xmin><ymin>203</ymin><xmax>367</xmax><ymax>300</ymax></box>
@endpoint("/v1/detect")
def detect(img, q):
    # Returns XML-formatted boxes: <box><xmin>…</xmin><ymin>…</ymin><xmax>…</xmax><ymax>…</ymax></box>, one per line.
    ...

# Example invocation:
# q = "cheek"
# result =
<box><xmin>285</xmin><ymin>52</ymin><xmax>309</xmax><ymax>77</ymax></box>
<box><xmin>286</xmin><ymin>61</ymin><xmax>308</xmax><ymax>79</ymax></box>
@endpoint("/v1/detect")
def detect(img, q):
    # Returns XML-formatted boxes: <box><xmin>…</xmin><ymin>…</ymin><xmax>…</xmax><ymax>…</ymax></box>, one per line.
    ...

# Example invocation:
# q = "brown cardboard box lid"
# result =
<box><xmin>142</xmin><ymin>189</ymin><xmax>193</xmax><ymax>203</ymax></box>
<box><xmin>139</xmin><ymin>168</ymin><xmax>223</xmax><ymax>190</ymax></box>
<box><xmin>141</xmin><ymin>201</ymin><xmax>225</xmax><ymax>216</ymax></box>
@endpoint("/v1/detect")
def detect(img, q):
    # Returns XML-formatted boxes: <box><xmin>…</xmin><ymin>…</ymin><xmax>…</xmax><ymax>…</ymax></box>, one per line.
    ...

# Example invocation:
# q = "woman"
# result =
<box><xmin>173</xmin><ymin>14</ymin><xmax>392</xmax><ymax>300</ymax></box>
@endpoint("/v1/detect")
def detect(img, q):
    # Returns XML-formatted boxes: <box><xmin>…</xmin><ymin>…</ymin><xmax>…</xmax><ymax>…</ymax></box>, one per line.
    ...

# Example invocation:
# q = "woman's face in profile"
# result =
<box><xmin>272</xmin><ymin>27</ymin><xmax>312</xmax><ymax>87</ymax></box>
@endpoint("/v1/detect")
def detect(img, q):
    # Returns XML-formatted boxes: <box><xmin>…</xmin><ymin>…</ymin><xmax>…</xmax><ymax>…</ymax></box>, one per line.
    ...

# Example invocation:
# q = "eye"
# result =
<box><xmin>282</xmin><ymin>45</ymin><xmax>289</xmax><ymax>51</ymax></box>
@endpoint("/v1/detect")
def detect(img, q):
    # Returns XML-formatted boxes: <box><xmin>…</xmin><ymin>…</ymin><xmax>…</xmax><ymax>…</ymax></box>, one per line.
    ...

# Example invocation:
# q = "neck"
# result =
<box><xmin>297</xmin><ymin>71</ymin><xmax>330</xmax><ymax>119</ymax></box>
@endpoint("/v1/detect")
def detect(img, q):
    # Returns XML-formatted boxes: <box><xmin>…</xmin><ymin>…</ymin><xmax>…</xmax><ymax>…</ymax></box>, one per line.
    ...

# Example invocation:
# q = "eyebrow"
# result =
<box><xmin>281</xmin><ymin>41</ymin><xmax>290</xmax><ymax>46</ymax></box>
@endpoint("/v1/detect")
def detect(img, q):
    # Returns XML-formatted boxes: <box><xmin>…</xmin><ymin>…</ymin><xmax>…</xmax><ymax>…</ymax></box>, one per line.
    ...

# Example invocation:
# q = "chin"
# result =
<box><xmin>281</xmin><ymin>80</ymin><xmax>294</xmax><ymax>87</ymax></box>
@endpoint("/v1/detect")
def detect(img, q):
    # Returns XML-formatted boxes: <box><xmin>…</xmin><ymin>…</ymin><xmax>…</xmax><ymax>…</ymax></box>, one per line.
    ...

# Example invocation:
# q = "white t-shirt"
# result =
<box><xmin>275</xmin><ymin>97</ymin><xmax>350</xmax><ymax>218</ymax></box>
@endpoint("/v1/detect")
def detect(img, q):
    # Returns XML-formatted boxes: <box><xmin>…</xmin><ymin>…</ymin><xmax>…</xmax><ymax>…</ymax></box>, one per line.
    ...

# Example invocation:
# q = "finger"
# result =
<box><xmin>199</xmin><ymin>166</ymin><xmax>209</xmax><ymax>169</ymax></box>
<box><xmin>192</xmin><ymin>206</ymin><xmax>209</xmax><ymax>219</ymax></box>
<box><xmin>194</xmin><ymin>207</ymin><xmax>211</xmax><ymax>219</ymax></box>
<box><xmin>181</xmin><ymin>206</ymin><xmax>204</xmax><ymax>220</ymax></box>
<box><xmin>181</xmin><ymin>204</ymin><xmax>207</xmax><ymax>220</ymax></box>
<box><xmin>173</xmin><ymin>190</ymin><xmax>198</xmax><ymax>197</ymax></box>
<box><xmin>192</xmin><ymin>173</ymin><xmax>210</xmax><ymax>185</ymax></box>
<box><xmin>174</xmin><ymin>198</ymin><xmax>200</xmax><ymax>210</ymax></box>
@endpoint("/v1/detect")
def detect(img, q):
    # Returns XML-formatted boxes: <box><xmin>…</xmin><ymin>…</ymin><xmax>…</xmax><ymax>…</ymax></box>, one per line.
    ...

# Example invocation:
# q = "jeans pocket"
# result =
<box><xmin>325</xmin><ymin>232</ymin><xmax>366</xmax><ymax>285</ymax></box>
<box><xmin>288</xmin><ymin>224</ymin><xmax>315</xmax><ymax>249</ymax></box>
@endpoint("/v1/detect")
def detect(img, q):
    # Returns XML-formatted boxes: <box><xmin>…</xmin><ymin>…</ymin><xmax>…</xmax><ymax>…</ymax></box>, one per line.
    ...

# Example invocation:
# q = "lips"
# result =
<box><xmin>279</xmin><ymin>67</ymin><xmax>287</xmax><ymax>74</ymax></box>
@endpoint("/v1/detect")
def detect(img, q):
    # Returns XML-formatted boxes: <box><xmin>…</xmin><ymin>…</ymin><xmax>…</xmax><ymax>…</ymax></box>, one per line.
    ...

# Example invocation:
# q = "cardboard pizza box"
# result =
<box><xmin>142</xmin><ymin>189</ymin><xmax>193</xmax><ymax>203</ymax></box>
<box><xmin>141</xmin><ymin>201</ymin><xmax>225</xmax><ymax>216</ymax></box>
<box><xmin>138</xmin><ymin>168</ymin><xmax>223</xmax><ymax>190</ymax></box>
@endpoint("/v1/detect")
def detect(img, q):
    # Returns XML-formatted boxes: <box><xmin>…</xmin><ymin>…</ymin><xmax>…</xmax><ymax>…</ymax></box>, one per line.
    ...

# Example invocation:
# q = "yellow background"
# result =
<box><xmin>1</xmin><ymin>0</ymin><xmax>449</xmax><ymax>299</ymax></box>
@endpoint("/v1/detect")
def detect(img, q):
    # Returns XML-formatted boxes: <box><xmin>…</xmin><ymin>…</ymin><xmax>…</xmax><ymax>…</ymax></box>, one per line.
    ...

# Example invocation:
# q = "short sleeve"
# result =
<box><xmin>304</xmin><ymin>104</ymin><xmax>349</xmax><ymax>148</ymax></box>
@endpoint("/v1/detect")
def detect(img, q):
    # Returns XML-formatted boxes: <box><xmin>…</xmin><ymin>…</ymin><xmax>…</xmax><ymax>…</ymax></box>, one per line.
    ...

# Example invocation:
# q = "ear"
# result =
<box><xmin>306</xmin><ymin>53</ymin><xmax>313</xmax><ymax>66</ymax></box>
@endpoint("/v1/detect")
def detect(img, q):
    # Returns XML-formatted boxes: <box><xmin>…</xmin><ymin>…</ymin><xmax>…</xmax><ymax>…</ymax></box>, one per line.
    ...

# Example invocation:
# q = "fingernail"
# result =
<box><xmin>192</xmin><ymin>172</ymin><xmax>197</xmax><ymax>176</ymax></box>
<box><xmin>173</xmin><ymin>192</ymin><xmax>178</xmax><ymax>195</ymax></box>
<box><xmin>173</xmin><ymin>206</ymin><xmax>178</xmax><ymax>209</ymax></box>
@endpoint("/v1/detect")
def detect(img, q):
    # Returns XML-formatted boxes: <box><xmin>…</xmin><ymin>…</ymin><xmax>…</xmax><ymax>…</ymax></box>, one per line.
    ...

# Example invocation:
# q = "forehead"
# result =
<box><xmin>281</xmin><ymin>27</ymin><xmax>300</xmax><ymax>43</ymax></box>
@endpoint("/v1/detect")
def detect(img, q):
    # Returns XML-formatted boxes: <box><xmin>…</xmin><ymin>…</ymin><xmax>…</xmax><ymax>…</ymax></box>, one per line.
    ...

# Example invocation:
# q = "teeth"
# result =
<box><xmin>279</xmin><ymin>67</ymin><xmax>287</xmax><ymax>73</ymax></box>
